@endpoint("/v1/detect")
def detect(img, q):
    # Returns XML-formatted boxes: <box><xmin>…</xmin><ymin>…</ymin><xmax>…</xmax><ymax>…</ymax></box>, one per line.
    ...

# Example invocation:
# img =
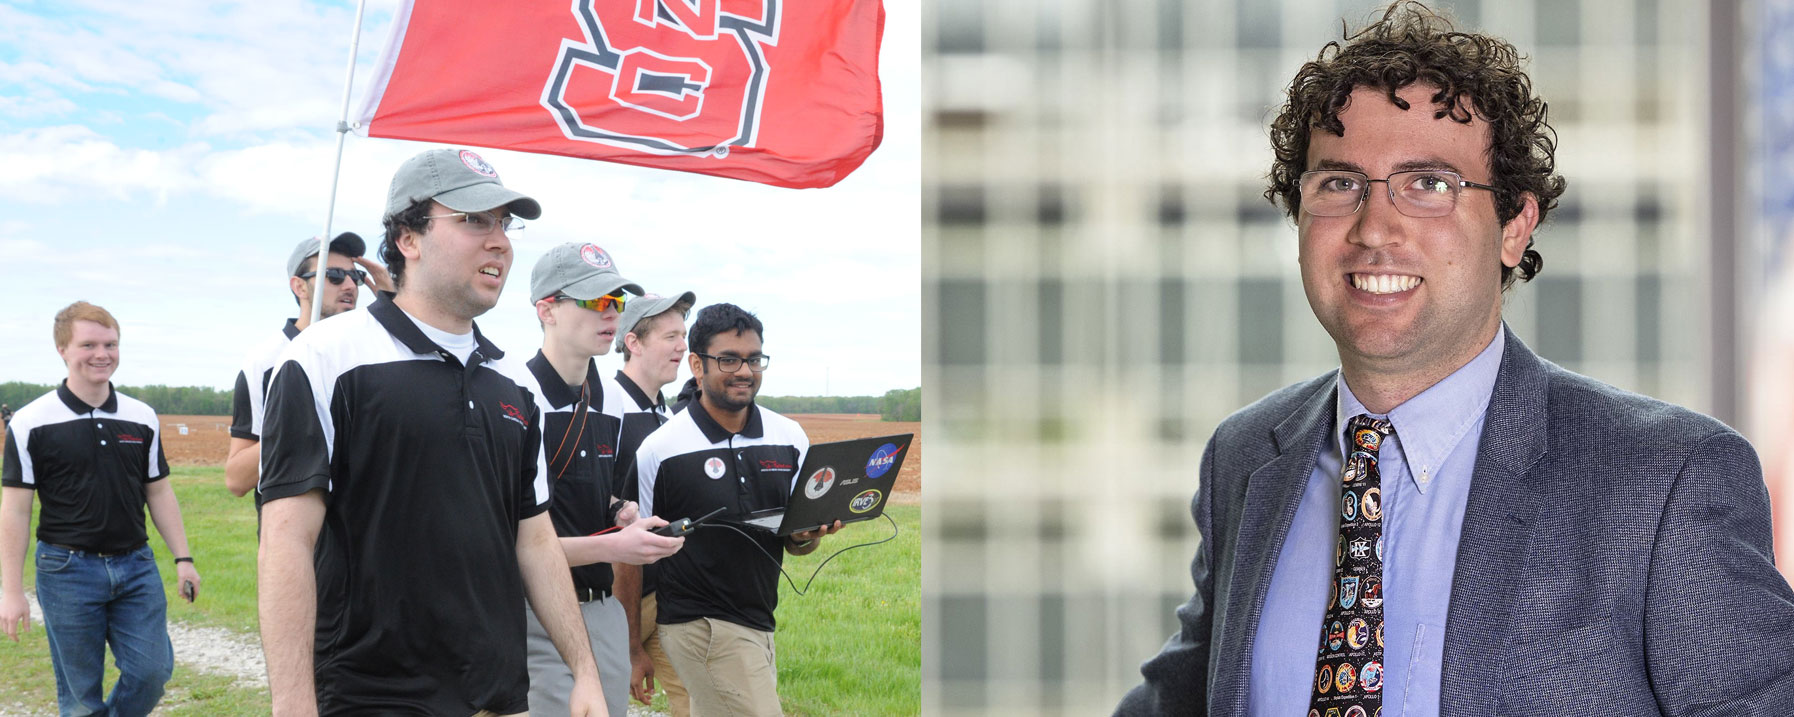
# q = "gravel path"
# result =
<box><xmin>11</xmin><ymin>595</ymin><xmax>673</xmax><ymax>716</ymax></box>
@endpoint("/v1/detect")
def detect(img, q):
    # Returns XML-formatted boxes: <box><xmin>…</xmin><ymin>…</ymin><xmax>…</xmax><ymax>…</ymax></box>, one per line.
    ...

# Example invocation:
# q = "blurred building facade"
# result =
<box><xmin>922</xmin><ymin>0</ymin><xmax>1725</xmax><ymax>713</ymax></box>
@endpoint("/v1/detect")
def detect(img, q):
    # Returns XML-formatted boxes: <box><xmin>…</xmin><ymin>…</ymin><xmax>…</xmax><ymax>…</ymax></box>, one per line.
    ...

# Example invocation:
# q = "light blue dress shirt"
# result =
<box><xmin>1247</xmin><ymin>330</ymin><xmax>1504</xmax><ymax>717</ymax></box>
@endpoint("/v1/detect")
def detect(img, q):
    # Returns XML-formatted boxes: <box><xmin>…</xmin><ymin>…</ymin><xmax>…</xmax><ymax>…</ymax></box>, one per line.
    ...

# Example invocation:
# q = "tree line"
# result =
<box><xmin>756</xmin><ymin>387</ymin><xmax>920</xmax><ymax>422</ymax></box>
<box><xmin>0</xmin><ymin>381</ymin><xmax>233</xmax><ymax>416</ymax></box>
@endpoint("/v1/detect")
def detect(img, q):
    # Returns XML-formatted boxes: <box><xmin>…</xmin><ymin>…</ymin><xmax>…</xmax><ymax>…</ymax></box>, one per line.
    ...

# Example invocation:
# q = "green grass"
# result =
<box><xmin>4</xmin><ymin>466</ymin><xmax>272</xmax><ymax>714</ymax></box>
<box><xmin>1</xmin><ymin>466</ymin><xmax>922</xmax><ymax>716</ymax></box>
<box><xmin>775</xmin><ymin>505</ymin><xmax>920</xmax><ymax>717</ymax></box>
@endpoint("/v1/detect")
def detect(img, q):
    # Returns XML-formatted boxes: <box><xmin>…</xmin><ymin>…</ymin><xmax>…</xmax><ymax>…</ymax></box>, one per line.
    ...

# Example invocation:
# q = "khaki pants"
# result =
<box><xmin>660</xmin><ymin>618</ymin><xmax>782</xmax><ymax>717</ymax></box>
<box><xmin>641</xmin><ymin>592</ymin><xmax>691</xmax><ymax>717</ymax></box>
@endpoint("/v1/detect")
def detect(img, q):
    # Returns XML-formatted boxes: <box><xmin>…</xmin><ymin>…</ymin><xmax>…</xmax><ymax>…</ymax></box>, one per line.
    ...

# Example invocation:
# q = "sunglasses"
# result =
<box><xmin>556</xmin><ymin>293</ymin><xmax>628</xmax><ymax>313</ymax></box>
<box><xmin>298</xmin><ymin>267</ymin><xmax>369</xmax><ymax>286</ymax></box>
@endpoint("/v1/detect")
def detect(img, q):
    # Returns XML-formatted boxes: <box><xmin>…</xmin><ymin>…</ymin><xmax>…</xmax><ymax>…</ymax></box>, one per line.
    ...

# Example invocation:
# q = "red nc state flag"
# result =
<box><xmin>355</xmin><ymin>0</ymin><xmax>884</xmax><ymax>189</ymax></box>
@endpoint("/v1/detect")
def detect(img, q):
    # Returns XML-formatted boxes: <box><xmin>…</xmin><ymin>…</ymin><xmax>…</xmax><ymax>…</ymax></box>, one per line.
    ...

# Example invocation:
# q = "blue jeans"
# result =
<box><xmin>34</xmin><ymin>542</ymin><xmax>173</xmax><ymax>717</ymax></box>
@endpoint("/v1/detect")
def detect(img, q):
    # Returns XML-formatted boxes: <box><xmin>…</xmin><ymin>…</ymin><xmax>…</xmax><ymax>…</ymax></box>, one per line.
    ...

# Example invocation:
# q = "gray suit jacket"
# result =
<box><xmin>1117</xmin><ymin>328</ymin><xmax>1794</xmax><ymax>716</ymax></box>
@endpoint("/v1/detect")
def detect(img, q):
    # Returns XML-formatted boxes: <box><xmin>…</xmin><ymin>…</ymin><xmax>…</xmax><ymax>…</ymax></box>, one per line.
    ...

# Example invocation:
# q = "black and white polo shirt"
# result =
<box><xmin>507</xmin><ymin>351</ymin><xmax>629</xmax><ymax>599</ymax></box>
<box><xmin>1</xmin><ymin>382</ymin><xmax>169</xmax><ymax>553</ymax></box>
<box><xmin>613</xmin><ymin>370</ymin><xmax>674</xmax><ymax>505</ymax></box>
<box><xmin>259</xmin><ymin>294</ymin><xmax>547</xmax><ymax>716</ymax></box>
<box><xmin>228</xmin><ymin>318</ymin><xmax>299</xmax><ymax>442</ymax></box>
<box><xmin>636</xmin><ymin>403</ymin><xmax>807</xmax><ymax>632</ymax></box>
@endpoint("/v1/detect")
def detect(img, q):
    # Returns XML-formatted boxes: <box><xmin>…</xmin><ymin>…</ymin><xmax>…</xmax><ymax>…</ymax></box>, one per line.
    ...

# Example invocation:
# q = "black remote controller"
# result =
<box><xmin>653</xmin><ymin>506</ymin><xmax>726</xmax><ymax>537</ymax></box>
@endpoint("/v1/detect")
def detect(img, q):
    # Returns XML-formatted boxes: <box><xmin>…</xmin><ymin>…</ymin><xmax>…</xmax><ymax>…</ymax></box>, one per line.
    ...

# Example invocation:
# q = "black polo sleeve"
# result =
<box><xmin>260</xmin><ymin>360</ymin><xmax>333</xmax><ymax>502</ymax></box>
<box><xmin>229</xmin><ymin>370</ymin><xmax>255</xmax><ymax>440</ymax></box>
<box><xmin>519</xmin><ymin>392</ymin><xmax>549</xmax><ymax>519</ymax></box>
<box><xmin>1</xmin><ymin>425</ymin><xmax>26</xmax><ymax>488</ymax></box>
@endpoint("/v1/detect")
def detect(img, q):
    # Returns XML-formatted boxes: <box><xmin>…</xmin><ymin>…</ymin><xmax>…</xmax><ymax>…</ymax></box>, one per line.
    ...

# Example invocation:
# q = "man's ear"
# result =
<box><xmin>624</xmin><ymin>331</ymin><xmax>645</xmax><ymax>357</ymax></box>
<box><xmin>1500</xmin><ymin>192</ymin><xmax>1541</xmax><ymax>269</ymax></box>
<box><xmin>397</xmin><ymin>225</ymin><xmax>425</xmax><ymax>262</ymax></box>
<box><xmin>688</xmin><ymin>351</ymin><xmax>704</xmax><ymax>379</ymax></box>
<box><xmin>289</xmin><ymin>275</ymin><xmax>310</xmax><ymax>303</ymax></box>
<box><xmin>535</xmin><ymin>298</ymin><xmax>558</xmax><ymax>327</ymax></box>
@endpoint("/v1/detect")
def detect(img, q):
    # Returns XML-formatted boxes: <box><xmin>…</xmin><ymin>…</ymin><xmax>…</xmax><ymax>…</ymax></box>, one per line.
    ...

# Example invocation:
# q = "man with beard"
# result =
<box><xmin>258</xmin><ymin>149</ymin><xmax>607</xmax><ymax>716</ymax></box>
<box><xmin>633</xmin><ymin>303</ymin><xmax>840</xmax><ymax>717</ymax></box>
<box><xmin>225</xmin><ymin>233</ymin><xmax>392</xmax><ymax>499</ymax></box>
<box><xmin>607</xmin><ymin>289</ymin><xmax>696</xmax><ymax>715</ymax></box>
<box><xmin>1</xmin><ymin>301</ymin><xmax>202</xmax><ymax>716</ymax></box>
<box><xmin>508</xmin><ymin>242</ymin><xmax>686</xmax><ymax>717</ymax></box>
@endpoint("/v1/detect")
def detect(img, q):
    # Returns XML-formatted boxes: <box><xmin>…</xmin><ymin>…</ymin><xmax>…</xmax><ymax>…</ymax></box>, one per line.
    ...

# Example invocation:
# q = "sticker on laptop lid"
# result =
<box><xmin>866</xmin><ymin>443</ymin><xmax>901</xmax><ymax>479</ymax></box>
<box><xmin>849</xmin><ymin>489</ymin><xmax>882</xmax><ymax>513</ymax></box>
<box><xmin>804</xmin><ymin>467</ymin><xmax>837</xmax><ymax>499</ymax></box>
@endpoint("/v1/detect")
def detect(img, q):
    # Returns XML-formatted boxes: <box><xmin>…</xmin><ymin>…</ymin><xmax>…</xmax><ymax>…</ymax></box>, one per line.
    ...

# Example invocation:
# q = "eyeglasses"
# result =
<box><xmin>555</xmin><ymin>293</ymin><xmax>628</xmax><ymax>313</ymax></box>
<box><xmin>1298</xmin><ymin>169</ymin><xmax>1498</xmax><ymax>218</ymax></box>
<box><xmin>297</xmin><ymin>267</ymin><xmax>369</xmax><ymax>286</ymax></box>
<box><xmin>426</xmin><ymin>210</ymin><xmax>525</xmax><ymax>236</ymax></box>
<box><xmin>695</xmin><ymin>353</ymin><xmax>771</xmax><ymax>373</ymax></box>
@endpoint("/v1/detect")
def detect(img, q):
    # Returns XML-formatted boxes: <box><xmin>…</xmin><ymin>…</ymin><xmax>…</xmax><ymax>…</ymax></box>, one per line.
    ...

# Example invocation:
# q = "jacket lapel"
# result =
<box><xmin>1211</xmin><ymin>375</ymin><xmax>1337</xmax><ymax>716</ymax></box>
<box><xmin>1440</xmin><ymin>326</ymin><xmax>1552</xmax><ymax>714</ymax></box>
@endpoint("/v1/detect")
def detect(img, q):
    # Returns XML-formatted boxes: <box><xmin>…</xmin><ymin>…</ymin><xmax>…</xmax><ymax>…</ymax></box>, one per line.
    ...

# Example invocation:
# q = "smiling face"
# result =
<box><xmin>691</xmin><ymin>328</ymin><xmax>762</xmax><ymax>413</ymax></box>
<box><xmin>1298</xmin><ymin>84</ymin><xmax>1535</xmax><ymax>380</ymax></box>
<box><xmin>398</xmin><ymin>200</ymin><xmax>513</xmax><ymax>323</ymax></box>
<box><xmin>58</xmin><ymin>320</ymin><xmax>119</xmax><ymax>387</ymax></box>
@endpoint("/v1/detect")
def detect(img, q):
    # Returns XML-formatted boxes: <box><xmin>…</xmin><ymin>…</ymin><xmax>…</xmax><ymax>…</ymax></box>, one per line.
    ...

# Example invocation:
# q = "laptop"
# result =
<box><xmin>734</xmin><ymin>433</ymin><xmax>914</xmax><ymax>536</ymax></box>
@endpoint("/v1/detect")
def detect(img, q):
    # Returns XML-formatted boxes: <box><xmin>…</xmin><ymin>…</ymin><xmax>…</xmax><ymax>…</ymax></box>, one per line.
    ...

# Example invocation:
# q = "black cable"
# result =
<box><xmin>702</xmin><ymin>513</ymin><xmax>900</xmax><ymax>597</ymax></box>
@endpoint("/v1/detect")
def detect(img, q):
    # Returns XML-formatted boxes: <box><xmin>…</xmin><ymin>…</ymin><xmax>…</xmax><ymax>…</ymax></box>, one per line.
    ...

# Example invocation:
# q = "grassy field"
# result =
<box><xmin>0</xmin><ymin>465</ymin><xmax>919</xmax><ymax>715</ymax></box>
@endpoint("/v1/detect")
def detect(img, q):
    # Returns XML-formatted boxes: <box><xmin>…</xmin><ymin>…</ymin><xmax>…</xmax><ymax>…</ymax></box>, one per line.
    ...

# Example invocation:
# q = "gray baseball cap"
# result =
<box><xmin>615</xmin><ymin>290</ymin><xmax>697</xmax><ymax>353</ymax></box>
<box><xmin>530</xmin><ymin>242</ymin><xmax>644</xmax><ymax>303</ymax></box>
<box><xmin>286</xmin><ymin>232</ymin><xmax>366</xmax><ymax>276</ymax></box>
<box><xmin>384</xmin><ymin>148</ymin><xmax>542</xmax><ymax>220</ymax></box>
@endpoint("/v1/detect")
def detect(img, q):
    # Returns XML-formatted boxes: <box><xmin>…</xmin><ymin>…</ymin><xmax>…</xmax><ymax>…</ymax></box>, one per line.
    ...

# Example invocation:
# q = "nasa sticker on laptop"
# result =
<box><xmin>865</xmin><ymin>442</ymin><xmax>901</xmax><ymax>479</ymax></box>
<box><xmin>804</xmin><ymin>466</ymin><xmax>837</xmax><ymax>499</ymax></box>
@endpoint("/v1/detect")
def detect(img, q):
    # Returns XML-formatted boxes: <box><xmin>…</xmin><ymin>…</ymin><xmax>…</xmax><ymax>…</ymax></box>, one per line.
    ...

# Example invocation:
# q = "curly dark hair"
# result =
<box><xmin>688</xmin><ymin>303</ymin><xmax>763</xmax><ymax>355</ymax></box>
<box><xmin>1266</xmin><ymin>1</ymin><xmax>1566</xmax><ymax>290</ymax></box>
<box><xmin>380</xmin><ymin>200</ymin><xmax>434</xmax><ymax>289</ymax></box>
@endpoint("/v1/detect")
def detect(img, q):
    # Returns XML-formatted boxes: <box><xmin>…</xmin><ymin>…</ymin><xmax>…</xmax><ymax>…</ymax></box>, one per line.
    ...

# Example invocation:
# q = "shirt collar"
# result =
<box><xmin>281</xmin><ymin>318</ymin><xmax>300</xmax><ymax>340</ymax></box>
<box><xmin>613</xmin><ymin>370</ymin><xmax>666</xmax><ymax>412</ymax></box>
<box><xmin>369</xmin><ymin>292</ymin><xmax>504</xmax><ymax>363</ymax></box>
<box><xmin>688</xmin><ymin>399</ymin><xmax>766</xmax><ymax>443</ymax></box>
<box><xmin>1334</xmin><ymin>328</ymin><xmax>1505</xmax><ymax>493</ymax></box>
<box><xmin>526</xmin><ymin>350</ymin><xmax>601</xmax><ymax>410</ymax></box>
<box><xmin>57</xmin><ymin>380</ymin><xmax>117</xmax><ymax>414</ymax></box>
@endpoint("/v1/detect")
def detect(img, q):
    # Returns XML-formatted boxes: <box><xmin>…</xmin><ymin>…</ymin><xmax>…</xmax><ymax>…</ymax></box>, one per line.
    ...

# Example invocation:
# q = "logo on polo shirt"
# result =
<box><xmin>849</xmin><ymin>489</ymin><xmax>881</xmax><ymax>513</ymax></box>
<box><xmin>757</xmin><ymin>458</ymin><xmax>793</xmax><ymax>472</ymax></box>
<box><xmin>116</xmin><ymin>433</ymin><xmax>144</xmax><ymax>444</ymax></box>
<box><xmin>804</xmin><ymin>467</ymin><xmax>836</xmax><ymax>499</ymax></box>
<box><xmin>704</xmin><ymin>456</ymin><xmax>726</xmax><ymax>479</ymax></box>
<box><xmin>595</xmin><ymin>443</ymin><xmax>616</xmax><ymax>458</ymax></box>
<box><xmin>866</xmin><ymin>443</ymin><xmax>900</xmax><ymax>479</ymax></box>
<box><xmin>498</xmin><ymin>401</ymin><xmax>530</xmax><ymax>428</ymax></box>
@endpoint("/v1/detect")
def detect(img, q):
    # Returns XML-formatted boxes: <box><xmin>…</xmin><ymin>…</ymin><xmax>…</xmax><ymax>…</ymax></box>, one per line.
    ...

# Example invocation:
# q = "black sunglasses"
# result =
<box><xmin>298</xmin><ymin>268</ymin><xmax>368</xmax><ymax>286</ymax></box>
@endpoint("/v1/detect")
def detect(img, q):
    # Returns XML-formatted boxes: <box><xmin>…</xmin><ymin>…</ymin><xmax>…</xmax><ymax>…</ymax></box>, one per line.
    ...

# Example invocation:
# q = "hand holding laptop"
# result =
<box><xmin>786</xmin><ymin>520</ymin><xmax>842</xmax><ymax>555</ymax></box>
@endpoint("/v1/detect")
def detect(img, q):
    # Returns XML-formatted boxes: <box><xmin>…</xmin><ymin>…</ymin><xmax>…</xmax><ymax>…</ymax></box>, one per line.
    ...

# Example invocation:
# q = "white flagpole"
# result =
<box><xmin>311</xmin><ymin>0</ymin><xmax>373</xmax><ymax>327</ymax></box>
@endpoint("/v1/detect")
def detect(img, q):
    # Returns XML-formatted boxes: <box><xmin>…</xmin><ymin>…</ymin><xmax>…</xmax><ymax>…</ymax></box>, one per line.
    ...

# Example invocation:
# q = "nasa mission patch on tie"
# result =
<box><xmin>1309</xmin><ymin>415</ymin><xmax>1391</xmax><ymax>717</ymax></box>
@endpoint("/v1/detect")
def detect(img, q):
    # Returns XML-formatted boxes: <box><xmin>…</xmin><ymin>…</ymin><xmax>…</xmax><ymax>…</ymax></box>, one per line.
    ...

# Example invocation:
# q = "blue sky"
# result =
<box><xmin>0</xmin><ymin>0</ymin><xmax>919</xmax><ymax>398</ymax></box>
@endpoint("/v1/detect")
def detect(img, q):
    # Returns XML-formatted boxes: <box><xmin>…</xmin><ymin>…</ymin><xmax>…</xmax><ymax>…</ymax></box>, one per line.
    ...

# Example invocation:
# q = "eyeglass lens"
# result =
<box><xmin>1300</xmin><ymin>170</ymin><xmax>1468</xmax><ymax>218</ymax></box>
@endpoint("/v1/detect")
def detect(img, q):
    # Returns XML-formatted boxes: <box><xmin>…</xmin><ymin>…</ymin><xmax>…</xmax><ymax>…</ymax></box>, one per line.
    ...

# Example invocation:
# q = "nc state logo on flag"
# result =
<box><xmin>357</xmin><ymin>0</ymin><xmax>883</xmax><ymax>189</ymax></box>
<box><xmin>545</xmin><ymin>0</ymin><xmax>777</xmax><ymax>158</ymax></box>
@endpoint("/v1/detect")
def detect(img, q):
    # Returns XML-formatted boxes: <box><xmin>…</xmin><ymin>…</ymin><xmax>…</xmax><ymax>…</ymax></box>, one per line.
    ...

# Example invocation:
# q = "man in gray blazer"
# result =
<box><xmin>1118</xmin><ymin>4</ymin><xmax>1794</xmax><ymax>715</ymax></box>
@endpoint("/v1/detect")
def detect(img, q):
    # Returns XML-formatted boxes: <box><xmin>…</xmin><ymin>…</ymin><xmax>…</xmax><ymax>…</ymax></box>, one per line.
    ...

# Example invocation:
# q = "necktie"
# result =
<box><xmin>1309</xmin><ymin>415</ymin><xmax>1391</xmax><ymax>717</ymax></box>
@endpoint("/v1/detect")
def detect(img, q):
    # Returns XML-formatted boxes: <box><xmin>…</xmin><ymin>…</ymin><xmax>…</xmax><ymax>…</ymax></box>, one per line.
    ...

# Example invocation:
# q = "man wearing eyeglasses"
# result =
<box><xmin>225</xmin><ymin>233</ymin><xmax>392</xmax><ymax>500</ymax></box>
<box><xmin>1118</xmin><ymin>3</ymin><xmax>1794</xmax><ymax>716</ymax></box>
<box><xmin>632</xmin><ymin>303</ymin><xmax>839</xmax><ymax>717</ymax></box>
<box><xmin>506</xmin><ymin>242</ymin><xmax>687</xmax><ymax>717</ymax></box>
<box><xmin>258</xmin><ymin>148</ymin><xmax>610</xmax><ymax>716</ymax></box>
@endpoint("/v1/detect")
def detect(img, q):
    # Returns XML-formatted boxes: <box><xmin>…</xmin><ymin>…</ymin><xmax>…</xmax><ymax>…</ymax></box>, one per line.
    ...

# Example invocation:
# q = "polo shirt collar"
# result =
<box><xmin>369</xmin><ymin>292</ymin><xmax>504</xmax><ymax>362</ymax></box>
<box><xmin>57</xmin><ymin>380</ymin><xmax>117</xmax><ymax>414</ymax></box>
<box><xmin>526</xmin><ymin>350</ymin><xmax>601</xmax><ymax>410</ymax></box>
<box><xmin>688</xmin><ymin>399</ymin><xmax>765</xmax><ymax>443</ymax></box>
<box><xmin>281</xmin><ymin>318</ymin><xmax>300</xmax><ymax>340</ymax></box>
<box><xmin>614</xmin><ymin>371</ymin><xmax>666</xmax><ymax>412</ymax></box>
